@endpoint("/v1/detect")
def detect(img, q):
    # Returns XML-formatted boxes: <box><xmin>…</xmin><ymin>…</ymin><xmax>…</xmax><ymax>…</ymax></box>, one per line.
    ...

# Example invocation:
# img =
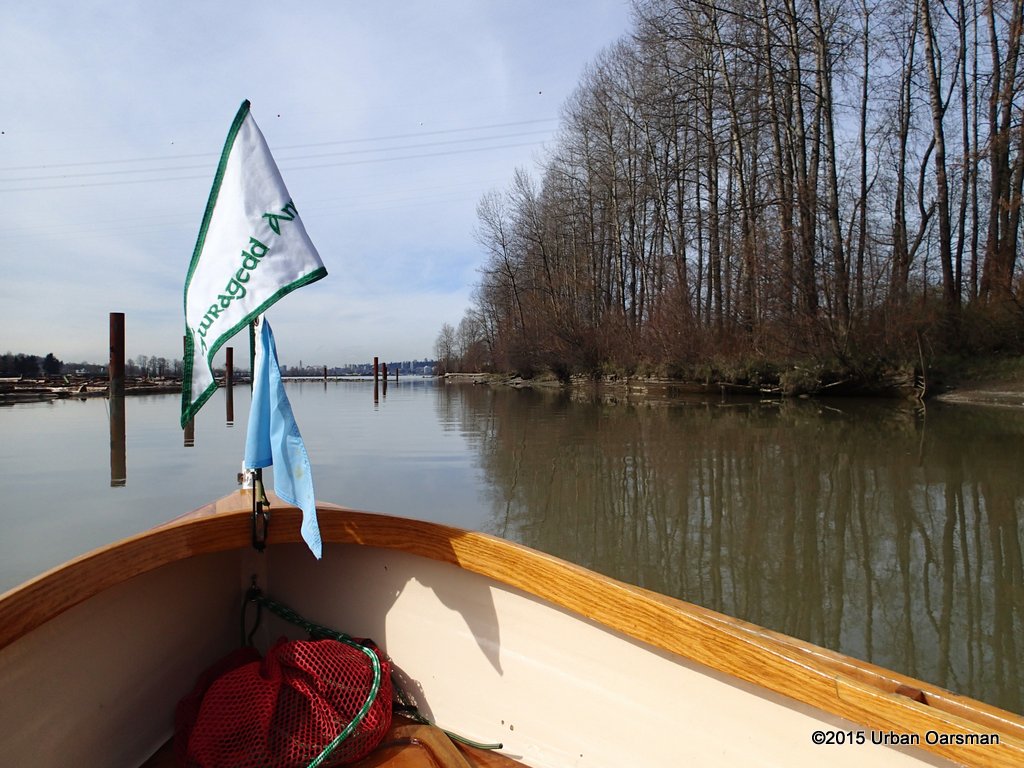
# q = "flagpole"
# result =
<box><xmin>250</xmin><ymin>316</ymin><xmax>268</xmax><ymax>551</ymax></box>
<box><xmin>249</xmin><ymin>319</ymin><xmax>257</xmax><ymax>385</ymax></box>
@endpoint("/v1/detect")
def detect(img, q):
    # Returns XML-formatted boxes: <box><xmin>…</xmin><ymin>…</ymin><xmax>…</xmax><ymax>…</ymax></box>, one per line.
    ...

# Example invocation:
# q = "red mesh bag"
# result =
<box><xmin>175</xmin><ymin>636</ymin><xmax>392</xmax><ymax>767</ymax></box>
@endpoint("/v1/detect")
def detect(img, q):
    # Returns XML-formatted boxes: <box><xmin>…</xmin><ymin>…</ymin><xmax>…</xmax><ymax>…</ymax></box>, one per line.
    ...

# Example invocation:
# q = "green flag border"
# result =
<box><xmin>180</xmin><ymin>100</ymin><xmax>327</xmax><ymax>428</ymax></box>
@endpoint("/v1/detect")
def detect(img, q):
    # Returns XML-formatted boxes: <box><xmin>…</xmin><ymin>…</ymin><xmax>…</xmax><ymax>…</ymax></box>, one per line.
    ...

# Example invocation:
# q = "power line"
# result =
<box><xmin>0</xmin><ymin>177</ymin><xmax>503</xmax><ymax>243</ymax></box>
<box><xmin>0</xmin><ymin>139</ymin><xmax>550</xmax><ymax>193</ymax></box>
<box><xmin>0</xmin><ymin>129</ymin><xmax>554</xmax><ymax>184</ymax></box>
<box><xmin>275</xmin><ymin>118</ymin><xmax>558</xmax><ymax>151</ymax></box>
<box><xmin>0</xmin><ymin>117</ymin><xmax>559</xmax><ymax>173</ymax></box>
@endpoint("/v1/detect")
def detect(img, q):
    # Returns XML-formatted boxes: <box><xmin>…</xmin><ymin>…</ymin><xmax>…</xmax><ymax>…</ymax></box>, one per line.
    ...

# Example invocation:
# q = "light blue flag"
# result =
<box><xmin>244</xmin><ymin>318</ymin><xmax>322</xmax><ymax>559</ymax></box>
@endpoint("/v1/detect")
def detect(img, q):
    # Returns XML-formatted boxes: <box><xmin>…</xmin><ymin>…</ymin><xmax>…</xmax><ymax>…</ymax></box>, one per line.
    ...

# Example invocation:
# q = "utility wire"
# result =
<box><xmin>0</xmin><ymin>117</ymin><xmax>558</xmax><ymax>173</ymax></box>
<box><xmin>0</xmin><ymin>139</ymin><xmax>549</xmax><ymax>193</ymax></box>
<box><xmin>0</xmin><ymin>129</ymin><xmax>554</xmax><ymax>184</ymax></box>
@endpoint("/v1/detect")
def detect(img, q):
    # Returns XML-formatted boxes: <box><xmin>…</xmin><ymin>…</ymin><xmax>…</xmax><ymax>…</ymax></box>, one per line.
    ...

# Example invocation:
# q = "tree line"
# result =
<box><xmin>441</xmin><ymin>0</ymin><xmax>1024</xmax><ymax>381</ymax></box>
<box><xmin>0</xmin><ymin>353</ymin><xmax>63</xmax><ymax>377</ymax></box>
<box><xmin>0</xmin><ymin>352</ymin><xmax>182</xmax><ymax>378</ymax></box>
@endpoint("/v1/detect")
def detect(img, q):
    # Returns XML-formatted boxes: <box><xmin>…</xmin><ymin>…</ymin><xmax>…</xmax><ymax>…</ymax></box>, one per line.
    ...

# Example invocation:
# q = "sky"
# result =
<box><xmin>1</xmin><ymin>1</ymin><xmax>633</xmax><ymax>369</ymax></box>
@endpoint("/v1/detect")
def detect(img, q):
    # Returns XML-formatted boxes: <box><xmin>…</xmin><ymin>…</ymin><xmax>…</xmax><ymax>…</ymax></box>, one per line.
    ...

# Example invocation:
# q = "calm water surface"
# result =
<box><xmin>1</xmin><ymin>379</ymin><xmax>1021</xmax><ymax>714</ymax></box>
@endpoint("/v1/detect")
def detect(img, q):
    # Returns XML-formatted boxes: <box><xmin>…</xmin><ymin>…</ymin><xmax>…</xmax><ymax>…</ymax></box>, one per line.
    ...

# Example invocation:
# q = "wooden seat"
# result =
<box><xmin>141</xmin><ymin>715</ymin><xmax>525</xmax><ymax>767</ymax></box>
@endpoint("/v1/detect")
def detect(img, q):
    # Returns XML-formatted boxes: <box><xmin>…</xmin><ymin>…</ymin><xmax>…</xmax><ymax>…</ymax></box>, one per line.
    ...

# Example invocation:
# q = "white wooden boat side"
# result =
<box><xmin>0</xmin><ymin>491</ymin><xmax>1022</xmax><ymax>767</ymax></box>
<box><xmin>265</xmin><ymin>541</ymin><xmax>952</xmax><ymax>767</ymax></box>
<box><xmin>0</xmin><ymin>550</ymin><xmax>247</xmax><ymax>766</ymax></box>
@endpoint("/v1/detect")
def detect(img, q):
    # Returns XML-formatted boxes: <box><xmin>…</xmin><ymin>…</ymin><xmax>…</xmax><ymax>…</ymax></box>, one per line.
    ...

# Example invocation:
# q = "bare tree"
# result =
<box><xmin>981</xmin><ymin>0</ymin><xmax>1024</xmax><ymax>303</ymax></box>
<box><xmin>920</xmin><ymin>0</ymin><xmax>959</xmax><ymax>319</ymax></box>
<box><xmin>434</xmin><ymin>323</ymin><xmax>457</xmax><ymax>375</ymax></box>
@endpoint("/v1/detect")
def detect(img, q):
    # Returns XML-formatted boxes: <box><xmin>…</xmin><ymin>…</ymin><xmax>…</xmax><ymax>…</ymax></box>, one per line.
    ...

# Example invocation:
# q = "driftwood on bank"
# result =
<box><xmin>0</xmin><ymin>376</ymin><xmax>183</xmax><ymax>404</ymax></box>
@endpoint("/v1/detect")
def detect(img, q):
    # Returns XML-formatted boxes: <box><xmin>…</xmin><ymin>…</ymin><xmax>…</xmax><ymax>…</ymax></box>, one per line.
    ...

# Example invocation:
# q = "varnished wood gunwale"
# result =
<box><xmin>2</xmin><ymin>491</ymin><xmax>1023</xmax><ymax>767</ymax></box>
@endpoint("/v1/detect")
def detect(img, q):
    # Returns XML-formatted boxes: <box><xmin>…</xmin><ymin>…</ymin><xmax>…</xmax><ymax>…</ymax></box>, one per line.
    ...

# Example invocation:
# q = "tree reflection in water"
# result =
<box><xmin>438</xmin><ymin>384</ymin><xmax>1024</xmax><ymax>714</ymax></box>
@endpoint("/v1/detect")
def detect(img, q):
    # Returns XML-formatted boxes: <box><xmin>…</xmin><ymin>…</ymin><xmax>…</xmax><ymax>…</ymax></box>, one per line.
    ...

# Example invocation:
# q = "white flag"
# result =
<box><xmin>181</xmin><ymin>100</ymin><xmax>326</xmax><ymax>427</ymax></box>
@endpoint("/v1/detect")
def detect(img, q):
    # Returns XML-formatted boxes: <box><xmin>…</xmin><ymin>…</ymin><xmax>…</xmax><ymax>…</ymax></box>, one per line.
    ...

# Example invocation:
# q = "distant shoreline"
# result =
<box><xmin>5</xmin><ymin>367</ymin><xmax>1022</xmax><ymax>408</ymax></box>
<box><xmin>0</xmin><ymin>372</ymin><xmax>442</xmax><ymax>404</ymax></box>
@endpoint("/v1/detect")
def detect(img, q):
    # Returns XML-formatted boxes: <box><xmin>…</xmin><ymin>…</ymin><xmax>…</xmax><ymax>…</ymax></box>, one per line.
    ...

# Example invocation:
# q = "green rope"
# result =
<box><xmin>393</xmin><ymin>676</ymin><xmax>504</xmax><ymax>751</ymax></box>
<box><xmin>244</xmin><ymin>591</ymin><xmax>383</xmax><ymax>768</ymax></box>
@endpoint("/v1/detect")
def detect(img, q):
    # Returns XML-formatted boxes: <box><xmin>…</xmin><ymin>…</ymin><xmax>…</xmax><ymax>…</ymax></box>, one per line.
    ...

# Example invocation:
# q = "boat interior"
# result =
<box><xmin>2</xmin><ymin>493</ymin><xmax>1023</xmax><ymax>767</ymax></box>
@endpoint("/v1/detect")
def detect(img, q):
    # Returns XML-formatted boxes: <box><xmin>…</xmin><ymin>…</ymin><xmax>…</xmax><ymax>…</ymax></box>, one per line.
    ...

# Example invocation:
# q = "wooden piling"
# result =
<box><xmin>108</xmin><ymin>312</ymin><xmax>127</xmax><ymax>483</ymax></box>
<box><xmin>373</xmin><ymin>357</ymin><xmax>379</xmax><ymax>386</ymax></box>
<box><xmin>108</xmin><ymin>312</ymin><xmax>125</xmax><ymax>399</ymax></box>
<box><xmin>109</xmin><ymin>391</ymin><xmax>126</xmax><ymax>487</ymax></box>
<box><xmin>107</xmin><ymin>313</ymin><xmax>126</xmax><ymax>483</ymax></box>
<box><xmin>183</xmin><ymin>335</ymin><xmax>195</xmax><ymax>447</ymax></box>
<box><xmin>225</xmin><ymin>347</ymin><xmax>234</xmax><ymax>427</ymax></box>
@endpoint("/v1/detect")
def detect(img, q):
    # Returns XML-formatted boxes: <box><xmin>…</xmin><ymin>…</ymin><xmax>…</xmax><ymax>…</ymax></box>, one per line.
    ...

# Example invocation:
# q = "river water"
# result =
<box><xmin>1</xmin><ymin>379</ymin><xmax>1021</xmax><ymax>714</ymax></box>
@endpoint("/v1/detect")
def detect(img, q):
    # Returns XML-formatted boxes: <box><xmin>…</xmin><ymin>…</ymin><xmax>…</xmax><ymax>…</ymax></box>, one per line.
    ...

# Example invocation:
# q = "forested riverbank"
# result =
<box><xmin>447</xmin><ymin>350</ymin><xmax>1024</xmax><ymax>406</ymax></box>
<box><xmin>437</xmin><ymin>0</ymin><xmax>1024</xmax><ymax>389</ymax></box>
